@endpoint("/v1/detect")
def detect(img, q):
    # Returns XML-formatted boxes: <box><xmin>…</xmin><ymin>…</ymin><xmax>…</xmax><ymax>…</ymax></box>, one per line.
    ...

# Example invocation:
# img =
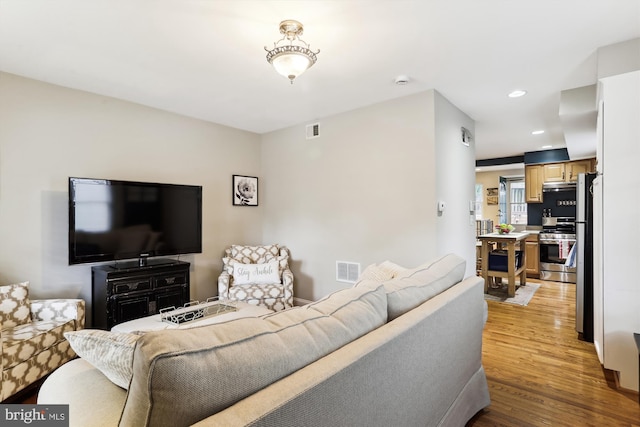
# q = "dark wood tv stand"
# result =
<box><xmin>91</xmin><ymin>259</ymin><xmax>190</xmax><ymax>330</ymax></box>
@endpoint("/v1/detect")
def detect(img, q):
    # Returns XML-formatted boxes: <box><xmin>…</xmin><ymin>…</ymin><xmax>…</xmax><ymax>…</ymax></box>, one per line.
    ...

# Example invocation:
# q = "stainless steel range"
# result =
<box><xmin>539</xmin><ymin>216</ymin><xmax>576</xmax><ymax>283</ymax></box>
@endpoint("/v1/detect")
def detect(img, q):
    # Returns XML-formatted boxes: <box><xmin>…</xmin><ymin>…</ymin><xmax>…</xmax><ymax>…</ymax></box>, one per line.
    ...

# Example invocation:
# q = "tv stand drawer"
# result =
<box><xmin>112</xmin><ymin>279</ymin><xmax>152</xmax><ymax>294</ymax></box>
<box><xmin>155</xmin><ymin>273</ymin><xmax>188</xmax><ymax>288</ymax></box>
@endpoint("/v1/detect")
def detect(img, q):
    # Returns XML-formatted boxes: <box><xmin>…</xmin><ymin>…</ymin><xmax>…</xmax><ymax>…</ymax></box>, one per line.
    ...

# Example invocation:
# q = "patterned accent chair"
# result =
<box><xmin>1</xmin><ymin>281</ymin><xmax>85</xmax><ymax>401</ymax></box>
<box><xmin>218</xmin><ymin>244</ymin><xmax>293</xmax><ymax>311</ymax></box>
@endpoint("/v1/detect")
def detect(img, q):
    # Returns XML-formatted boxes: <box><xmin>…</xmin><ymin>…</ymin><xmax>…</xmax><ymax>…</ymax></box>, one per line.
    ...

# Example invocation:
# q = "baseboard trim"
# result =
<box><xmin>602</xmin><ymin>366</ymin><xmax>639</xmax><ymax>399</ymax></box>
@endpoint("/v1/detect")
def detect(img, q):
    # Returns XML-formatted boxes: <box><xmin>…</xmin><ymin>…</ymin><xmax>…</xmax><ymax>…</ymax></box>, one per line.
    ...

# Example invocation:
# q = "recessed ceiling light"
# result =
<box><xmin>508</xmin><ymin>90</ymin><xmax>527</xmax><ymax>98</ymax></box>
<box><xmin>532</xmin><ymin>130</ymin><xmax>545</xmax><ymax>135</ymax></box>
<box><xmin>541</xmin><ymin>145</ymin><xmax>552</xmax><ymax>149</ymax></box>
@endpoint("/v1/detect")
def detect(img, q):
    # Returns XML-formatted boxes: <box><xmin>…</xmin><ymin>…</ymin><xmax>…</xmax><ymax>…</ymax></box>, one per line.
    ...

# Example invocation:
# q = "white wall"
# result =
<box><xmin>0</xmin><ymin>72</ymin><xmax>263</xmax><ymax>325</ymax></box>
<box><xmin>434</xmin><ymin>91</ymin><xmax>478</xmax><ymax>278</ymax></box>
<box><xmin>261</xmin><ymin>90</ymin><xmax>476</xmax><ymax>301</ymax></box>
<box><xmin>0</xmin><ymin>74</ymin><xmax>477</xmax><ymax>319</ymax></box>
<box><xmin>597</xmin><ymin>38</ymin><xmax>640</xmax><ymax>79</ymax></box>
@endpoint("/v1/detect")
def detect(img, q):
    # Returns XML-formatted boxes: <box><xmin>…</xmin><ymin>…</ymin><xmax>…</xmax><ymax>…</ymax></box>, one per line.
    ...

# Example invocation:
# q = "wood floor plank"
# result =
<box><xmin>468</xmin><ymin>279</ymin><xmax>640</xmax><ymax>426</ymax></box>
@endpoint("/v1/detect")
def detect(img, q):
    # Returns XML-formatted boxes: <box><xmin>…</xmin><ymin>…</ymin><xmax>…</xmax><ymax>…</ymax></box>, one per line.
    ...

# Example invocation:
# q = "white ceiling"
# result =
<box><xmin>1</xmin><ymin>0</ymin><xmax>639</xmax><ymax>160</ymax></box>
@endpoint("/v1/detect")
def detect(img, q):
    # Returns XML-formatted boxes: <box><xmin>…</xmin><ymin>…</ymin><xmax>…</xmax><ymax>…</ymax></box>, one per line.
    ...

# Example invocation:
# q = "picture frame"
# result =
<box><xmin>232</xmin><ymin>175</ymin><xmax>258</xmax><ymax>206</ymax></box>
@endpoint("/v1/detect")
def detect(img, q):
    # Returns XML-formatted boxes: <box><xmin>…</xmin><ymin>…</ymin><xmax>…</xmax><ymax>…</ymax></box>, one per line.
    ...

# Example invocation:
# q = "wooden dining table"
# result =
<box><xmin>477</xmin><ymin>231</ymin><xmax>530</xmax><ymax>298</ymax></box>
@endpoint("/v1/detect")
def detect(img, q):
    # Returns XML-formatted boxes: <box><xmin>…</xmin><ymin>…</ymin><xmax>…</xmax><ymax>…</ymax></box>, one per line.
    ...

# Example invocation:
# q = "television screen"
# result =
<box><xmin>69</xmin><ymin>177</ymin><xmax>202</xmax><ymax>265</ymax></box>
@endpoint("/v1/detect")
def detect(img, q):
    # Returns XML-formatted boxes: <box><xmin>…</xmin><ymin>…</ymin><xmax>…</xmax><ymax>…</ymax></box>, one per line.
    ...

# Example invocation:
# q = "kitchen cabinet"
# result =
<box><xmin>524</xmin><ymin>234</ymin><xmax>539</xmax><ymax>277</ymax></box>
<box><xmin>543</xmin><ymin>163</ymin><xmax>566</xmax><ymax>182</ymax></box>
<box><xmin>525</xmin><ymin>165</ymin><xmax>544</xmax><ymax>203</ymax></box>
<box><xmin>565</xmin><ymin>159</ymin><xmax>593</xmax><ymax>182</ymax></box>
<box><xmin>543</xmin><ymin>159</ymin><xmax>595</xmax><ymax>183</ymax></box>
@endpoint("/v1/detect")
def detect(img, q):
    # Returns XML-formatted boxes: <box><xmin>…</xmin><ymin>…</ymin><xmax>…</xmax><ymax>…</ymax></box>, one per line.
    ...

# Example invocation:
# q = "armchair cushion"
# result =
<box><xmin>0</xmin><ymin>282</ymin><xmax>31</xmax><ymax>330</ymax></box>
<box><xmin>230</xmin><ymin>244</ymin><xmax>280</xmax><ymax>263</ymax></box>
<box><xmin>3</xmin><ymin>319</ymin><xmax>76</xmax><ymax>369</ymax></box>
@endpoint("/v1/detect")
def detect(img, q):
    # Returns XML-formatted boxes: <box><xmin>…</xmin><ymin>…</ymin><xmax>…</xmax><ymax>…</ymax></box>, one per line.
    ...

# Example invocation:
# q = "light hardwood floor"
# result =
<box><xmin>468</xmin><ymin>278</ymin><xmax>640</xmax><ymax>426</ymax></box>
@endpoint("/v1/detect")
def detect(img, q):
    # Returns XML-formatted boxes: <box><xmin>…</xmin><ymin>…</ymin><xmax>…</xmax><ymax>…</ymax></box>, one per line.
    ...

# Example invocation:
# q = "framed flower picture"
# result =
<box><xmin>233</xmin><ymin>175</ymin><xmax>258</xmax><ymax>206</ymax></box>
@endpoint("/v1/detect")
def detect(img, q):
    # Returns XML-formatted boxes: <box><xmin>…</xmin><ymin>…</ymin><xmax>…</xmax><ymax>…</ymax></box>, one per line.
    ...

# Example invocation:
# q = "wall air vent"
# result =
<box><xmin>336</xmin><ymin>261</ymin><xmax>360</xmax><ymax>283</ymax></box>
<box><xmin>306</xmin><ymin>122</ymin><xmax>320</xmax><ymax>139</ymax></box>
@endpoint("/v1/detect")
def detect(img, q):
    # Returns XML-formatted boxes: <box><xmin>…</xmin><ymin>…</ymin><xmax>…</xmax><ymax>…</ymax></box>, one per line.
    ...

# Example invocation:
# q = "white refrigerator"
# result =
<box><xmin>592</xmin><ymin>70</ymin><xmax>640</xmax><ymax>391</ymax></box>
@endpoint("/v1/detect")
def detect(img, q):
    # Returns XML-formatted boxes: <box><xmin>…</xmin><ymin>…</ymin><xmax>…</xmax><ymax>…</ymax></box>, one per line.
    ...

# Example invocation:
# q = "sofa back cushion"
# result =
<box><xmin>120</xmin><ymin>284</ymin><xmax>387</xmax><ymax>427</ymax></box>
<box><xmin>356</xmin><ymin>254</ymin><xmax>466</xmax><ymax>320</ymax></box>
<box><xmin>0</xmin><ymin>282</ymin><xmax>31</xmax><ymax>330</ymax></box>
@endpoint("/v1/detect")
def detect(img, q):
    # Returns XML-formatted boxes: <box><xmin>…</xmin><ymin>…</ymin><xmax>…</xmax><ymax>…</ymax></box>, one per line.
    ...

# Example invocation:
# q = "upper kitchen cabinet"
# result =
<box><xmin>543</xmin><ymin>163</ymin><xmax>566</xmax><ymax>182</ymax></box>
<box><xmin>565</xmin><ymin>159</ymin><xmax>593</xmax><ymax>181</ymax></box>
<box><xmin>543</xmin><ymin>159</ymin><xmax>595</xmax><ymax>183</ymax></box>
<box><xmin>525</xmin><ymin>164</ymin><xmax>544</xmax><ymax>203</ymax></box>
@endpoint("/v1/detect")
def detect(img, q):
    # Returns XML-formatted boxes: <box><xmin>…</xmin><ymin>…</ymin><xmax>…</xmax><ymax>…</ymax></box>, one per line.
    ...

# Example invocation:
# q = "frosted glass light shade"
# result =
<box><xmin>271</xmin><ymin>52</ymin><xmax>312</xmax><ymax>81</ymax></box>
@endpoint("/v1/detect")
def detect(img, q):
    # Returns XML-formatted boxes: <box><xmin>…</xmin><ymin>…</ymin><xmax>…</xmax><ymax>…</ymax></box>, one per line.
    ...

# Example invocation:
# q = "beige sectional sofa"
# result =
<box><xmin>38</xmin><ymin>254</ymin><xmax>490</xmax><ymax>426</ymax></box>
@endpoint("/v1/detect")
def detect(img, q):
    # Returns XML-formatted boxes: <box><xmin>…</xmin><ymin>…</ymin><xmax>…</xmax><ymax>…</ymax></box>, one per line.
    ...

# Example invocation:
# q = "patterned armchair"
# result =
<box><xmin>218</xmin><ymin>244</ymin><xmax>293</xmax><ymax>311</ymax></box>
<box><xmin>1</xmin><ymin>281</ymin><xmax>85</xmax><ymax>401</ymax></box>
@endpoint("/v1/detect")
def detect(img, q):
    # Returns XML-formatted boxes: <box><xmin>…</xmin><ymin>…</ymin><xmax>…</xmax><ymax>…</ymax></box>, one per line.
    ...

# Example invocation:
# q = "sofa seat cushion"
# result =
<box><xmin>120</xmin><ymin>284</ymin><xmax>387</xmax><ymax>427</ymax></box>
<box><xmin>2</xmin><ymin>319</ymin><xmax>76</xmax><ymax>369</ymax></box>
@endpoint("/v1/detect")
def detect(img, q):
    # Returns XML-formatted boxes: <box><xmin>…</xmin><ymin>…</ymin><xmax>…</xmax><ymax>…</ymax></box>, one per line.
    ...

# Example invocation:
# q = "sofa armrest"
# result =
<box><xmin>282</xmin><ymin>268</ymin><xmax>293</xmax><ymax>288</ymax></box>
<box><xmin>30</xmin><ymin>299</ymin><xmax>86</xmax><ymax>330</ymax></box>
<box><xmin>282</xmin><ymin>268</ymin><xmax>294</xmax><ymax>307</ymax></box>
<box><xmin>218</xmin><ymin>271</ymin><xmax>231</xmax><ymax>299</ymax></box>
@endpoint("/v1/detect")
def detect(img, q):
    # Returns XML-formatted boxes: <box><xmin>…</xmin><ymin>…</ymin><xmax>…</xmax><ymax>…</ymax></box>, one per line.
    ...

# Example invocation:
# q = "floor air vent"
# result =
<box><xmin>336</xmin><ymin>261</ymin><xmax>360</xmax><ymax>283</ymax></box>
<box><xmin>306</xmin><ymin>122</ymin><xmax>320</xmax><ymax>139</ymax></box>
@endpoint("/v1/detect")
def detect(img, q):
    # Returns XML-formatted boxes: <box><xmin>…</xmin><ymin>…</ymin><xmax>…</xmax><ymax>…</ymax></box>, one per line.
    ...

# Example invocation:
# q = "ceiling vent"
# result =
<box><xmin>336</xmin><ymin>261</ymin><xmax>360</xmax><ymax>283</ymax></box>
<box><xmin>306</xmin><ymin>122</ymin><xmax>320</xmax><ymax>139</ymax></box>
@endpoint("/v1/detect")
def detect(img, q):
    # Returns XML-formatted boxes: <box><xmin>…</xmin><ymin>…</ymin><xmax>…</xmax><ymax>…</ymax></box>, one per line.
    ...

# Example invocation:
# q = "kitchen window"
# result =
<box><xmin>498</xmin><ymin>178</ymin><xmax>527</xmax><ymax>224</ymax></box>
<box><xmin>508</xmin><ymin>179</ymin><xmax>527</xmax><ymax>224</ymax></box>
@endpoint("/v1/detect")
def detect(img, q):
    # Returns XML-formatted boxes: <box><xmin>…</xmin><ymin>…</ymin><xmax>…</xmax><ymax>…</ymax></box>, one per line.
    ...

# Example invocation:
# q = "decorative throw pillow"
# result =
<box><xmin>0</xmin><ymin>281</ymin><xmax>31</xmax><ymax>330</ymax></box>
<box><xmin>359</xmin><ymin>264</ymin><xmax>395</xmax><ymax>282</ymax></box>
<box><xmin>233</xmin><ymin>260</ymin><xmax>281</xmax><ymax>285</ymax></box>
<box><xmin>64</xmin><ymin>329</ymin><xmax>142</xmax><ymax>389</ymax></box>
<box><xmin>377</xmin><ymin>260</ymin><xmax>407</xmax><ymax>278</ymax></box>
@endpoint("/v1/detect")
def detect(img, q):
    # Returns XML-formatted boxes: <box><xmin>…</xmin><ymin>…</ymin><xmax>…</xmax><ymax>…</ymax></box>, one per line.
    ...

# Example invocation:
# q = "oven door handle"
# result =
<box><xmin>540</xmin><ymin>239</ymin><xmax>576</xmax><ymax>244</ymax></box>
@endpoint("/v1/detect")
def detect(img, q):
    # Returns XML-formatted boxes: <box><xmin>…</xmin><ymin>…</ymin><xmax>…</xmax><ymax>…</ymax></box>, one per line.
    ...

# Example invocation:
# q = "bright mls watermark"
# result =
<box><xmin>0</xmin><ymin>405</ymin><xmax>68</xmax><ymax>426</ymax></box>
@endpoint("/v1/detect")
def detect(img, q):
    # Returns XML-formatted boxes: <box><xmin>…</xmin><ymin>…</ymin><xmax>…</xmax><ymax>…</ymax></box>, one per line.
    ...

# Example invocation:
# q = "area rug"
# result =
<box><xmin>483</xmin><ymin>282</ymin><xmax>540</xmax><ymax>306</ymax></box>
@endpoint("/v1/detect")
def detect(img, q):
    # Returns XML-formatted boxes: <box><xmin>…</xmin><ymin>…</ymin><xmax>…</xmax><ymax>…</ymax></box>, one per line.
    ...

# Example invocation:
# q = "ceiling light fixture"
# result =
<box><xmin>508</xmin><ymin>90</ymin><xmax>527</xmax><ymax>98</ymax></box>
<box><xmin>532</xmin><ymin>130</ymin><xmax>545</xmax><ymax>135</ymax></box>
<box><xmin>265</xmin><ymin>20</ymin><xmax>320</xmax><ymax>84</ymax></box>
<box><xmin>395</xmin><ymin>75</ymin><xmax>410</xmax><ymax>85</ymax></box>
<box><xmin>541</xmin><ymin>145</ymin><xmax>553</xmax><ymax>149</ymax></box>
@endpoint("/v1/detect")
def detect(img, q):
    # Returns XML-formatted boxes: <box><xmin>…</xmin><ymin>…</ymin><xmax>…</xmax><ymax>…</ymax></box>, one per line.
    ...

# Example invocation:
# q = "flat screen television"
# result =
<box><xmin>68</xmin><ymin>177</ymin><xmax>202</xmax><ymax>265</ymax></box>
